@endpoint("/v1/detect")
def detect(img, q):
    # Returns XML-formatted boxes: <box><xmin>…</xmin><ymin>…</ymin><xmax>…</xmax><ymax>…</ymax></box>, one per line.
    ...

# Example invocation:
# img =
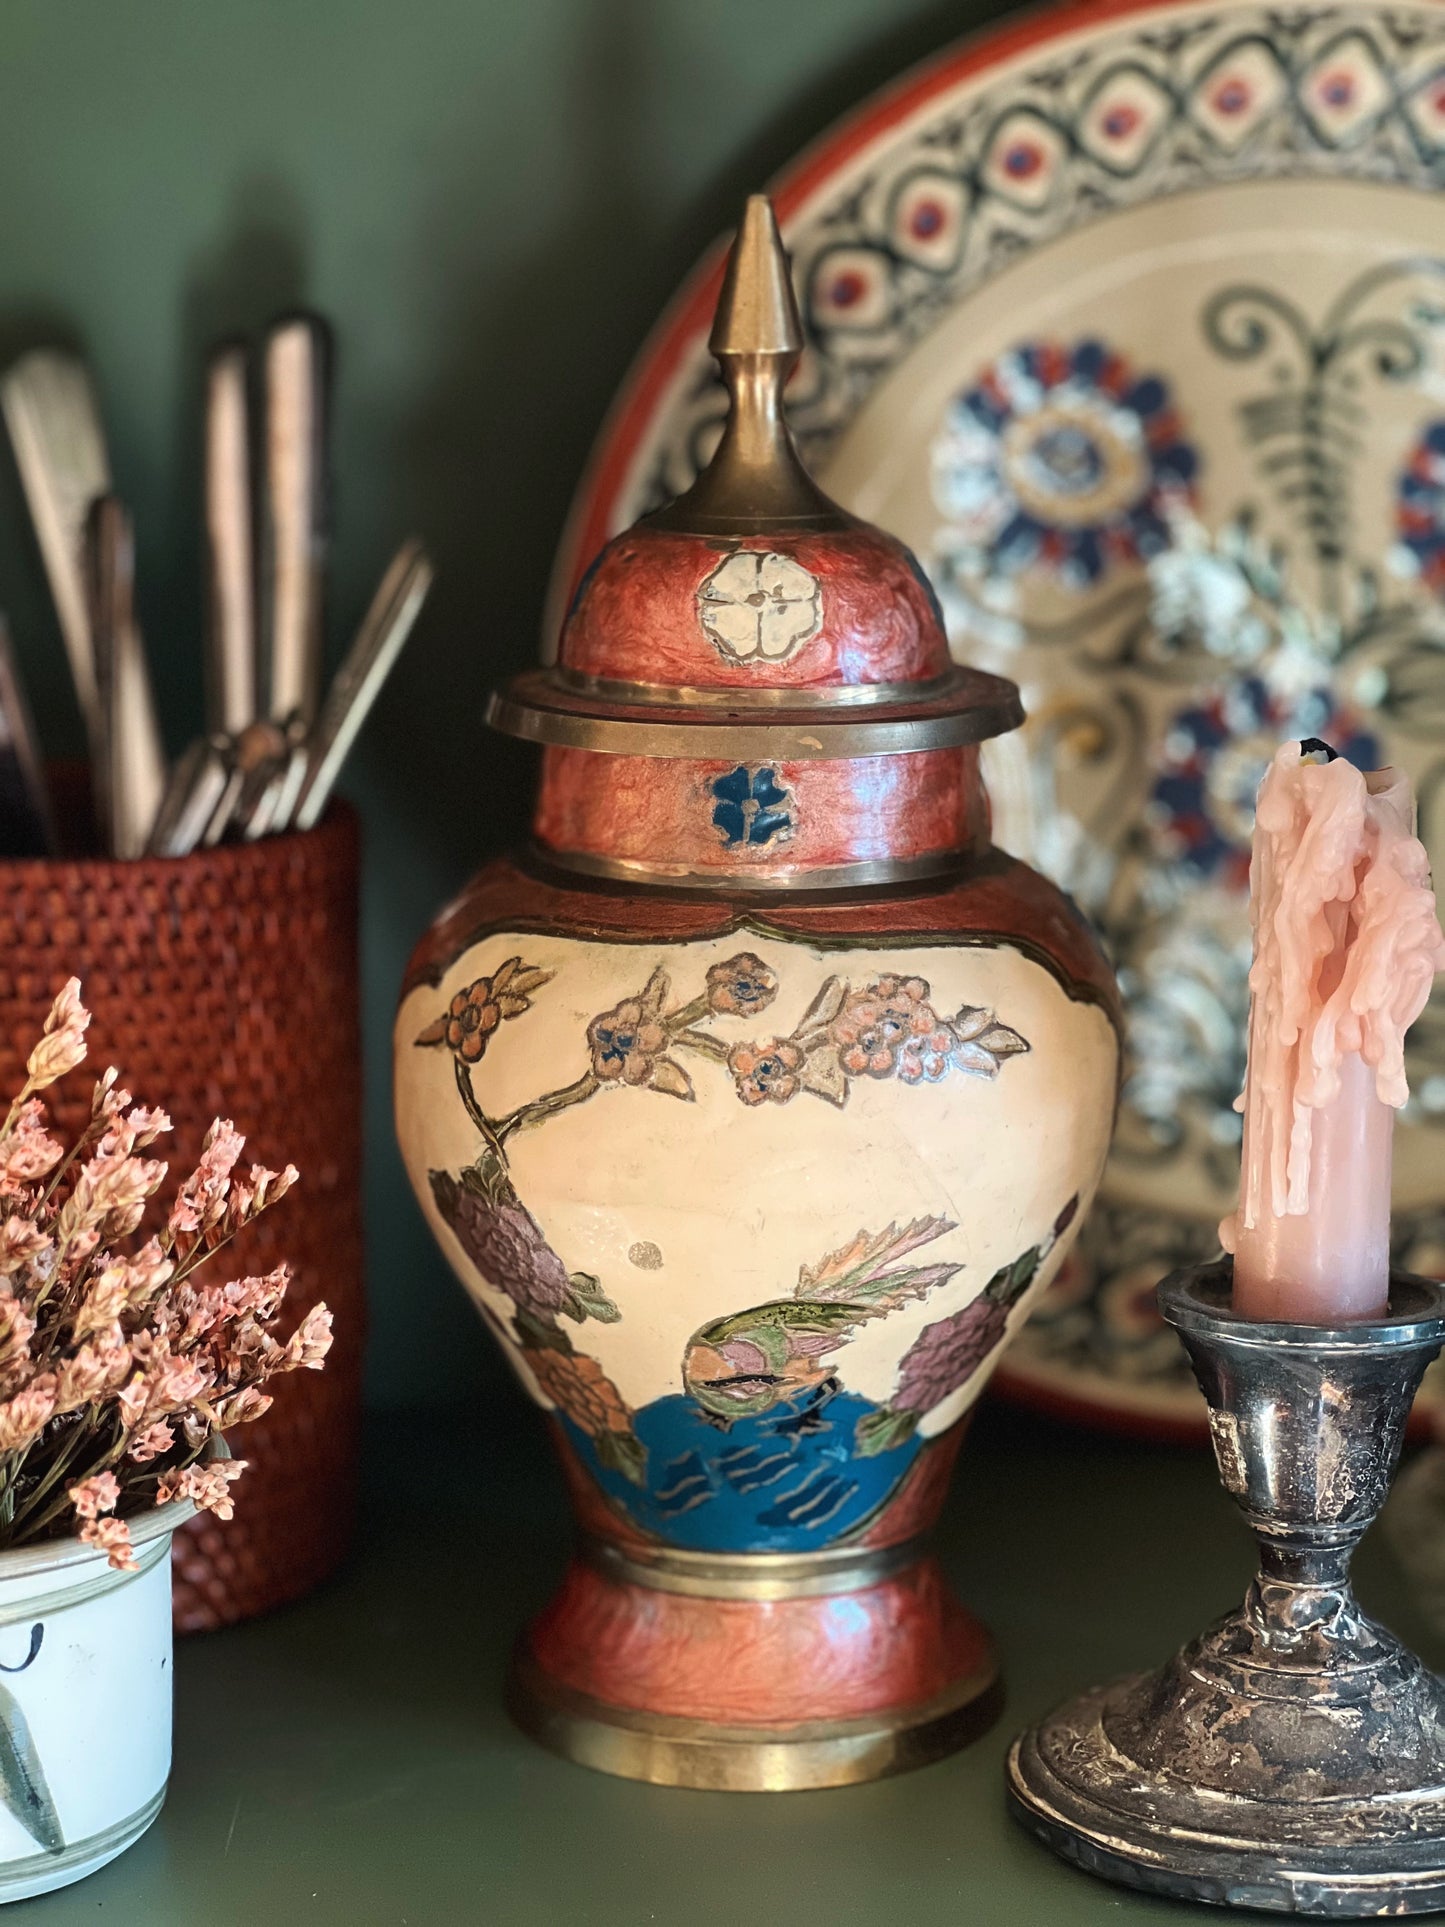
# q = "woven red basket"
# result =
<box><xmin>0</xmin><ymin>803</ymin><xmax>364</xmax><ymax>1632</ymax></box>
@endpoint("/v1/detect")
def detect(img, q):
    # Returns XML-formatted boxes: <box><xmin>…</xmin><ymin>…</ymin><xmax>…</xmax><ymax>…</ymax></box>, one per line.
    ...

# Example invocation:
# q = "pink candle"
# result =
<box><xmin>1221</xmin><ymin>744</ymin><xmax>1445</xmax><ymax>1322</ymax></box>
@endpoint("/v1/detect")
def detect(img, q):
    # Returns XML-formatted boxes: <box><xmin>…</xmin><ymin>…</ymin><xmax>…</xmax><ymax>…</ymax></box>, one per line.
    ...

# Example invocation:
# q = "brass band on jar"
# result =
<box><xmin>580</xmin><ymin>1533</ymin><xmax>922</xmax><ymax>1600</ymax></box>
<box><xmin>506</xmin><ymin>1647</ymin><xmax>1003</xmax><ymax>1792</ymax></box>
<box><xmin>548</xmin><ymin>664</ymin><xmax>972</xmax><ymax>711</ymax></box>
<box><xmin>485</xmin><ymin>667</ymin><xmax>1023</xmax><ymax>760</ymax></box>
<box><xmin>531</xmin><ymin>843</ymin><xmax>970</xmax><ymax>893</ymax></box>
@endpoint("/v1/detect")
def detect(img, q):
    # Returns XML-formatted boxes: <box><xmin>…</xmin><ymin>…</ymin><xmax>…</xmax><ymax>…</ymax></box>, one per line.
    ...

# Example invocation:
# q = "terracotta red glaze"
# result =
<box><xmin>560</xmin><ymin>525</ymin><xmax>950</xmax><ymax>691</ymax></box>
<box><xmin>855</xmin><ymin>1422</ymin><xmax>970</xmax><ymax>1549</ymax></box>
<box><xmin>533</xmin><ymin>745</ymin><xmax>986</xmax><ymax>874</ymax></box>
<box><xmin>403</xmin><ymin>849</ymin><xmax>1120</xmax><ymax>1037</ymax></box>
<box><xmin>400</xmin><ymin>191</ymin><xmax>1123</xmax><ymax>1772</ymax></box>
<box><xmin>549</xmin><ymin>1422</ymin><xmax>658</xmax><ymax>1553</ymax></box>
<box><xmin>526</xmin><ymin>1552</ymin><xmax>990</xmax><ymax>1725</ymax></box>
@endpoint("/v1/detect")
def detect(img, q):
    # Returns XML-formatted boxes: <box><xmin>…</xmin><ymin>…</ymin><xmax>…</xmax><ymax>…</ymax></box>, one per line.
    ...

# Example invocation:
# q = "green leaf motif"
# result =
<box><xmin>794</xmin><ymin>975</ymin><xmax>849</xmax><ymax>1038</ymax></box>
<box><xmin>563</xmin><ymin>1273</ymin><xmax>622</xmax><ymax>1325</ymax></box>
<box><xmin>512</xmin><ymin>1307</ymin><xmax>573</xmax><ymax>1355</ymax></box>
<box><xmin>854</xmin><ymin>1406</ymin><xmax>920</xmax><ymax>1459</ymax></box>
<box><xmin>646</xmin><ymin>1058</ymin><xmax>695</xmax><ymax>1102</ymax></box>
<box><xmin>460</xmin><ymin>1148</ymin><xmax>513</xmax><ymax>1209</ymax></box>
<box><xmin>1009</xmin><ymin>1247</ymin><xmax>1043</xmax><ymax>1295</ymax></box>
<box><xmin>798</xmin><ymin>1044</ymin><xmax>847</xmax><ymax>1107</ymax></box>
<box><xmin>596</xmin><ymin>1428</ymin><xmax>648</xmax><ymax>1487</ymax></box>
<box><xmin>984</xmin><ymin>1243</ymin><xmax>1045</xmax><ymax>1307</ymax></box>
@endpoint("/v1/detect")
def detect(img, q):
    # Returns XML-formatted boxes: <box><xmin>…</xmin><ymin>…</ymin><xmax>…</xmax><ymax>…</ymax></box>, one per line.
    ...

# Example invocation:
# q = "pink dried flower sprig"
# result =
<box><xmin>0</xmin><ymin>979</ymin><xmax>329</xmax><ymax>1569</ymax></box>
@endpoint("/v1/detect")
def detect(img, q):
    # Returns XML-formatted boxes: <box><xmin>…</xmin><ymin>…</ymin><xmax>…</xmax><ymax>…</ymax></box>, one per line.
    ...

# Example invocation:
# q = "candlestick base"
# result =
<box><xmin>1007</xmin><ymin>1260</ymin><xmax>1445</xmax><ymax>1916</ymax></box>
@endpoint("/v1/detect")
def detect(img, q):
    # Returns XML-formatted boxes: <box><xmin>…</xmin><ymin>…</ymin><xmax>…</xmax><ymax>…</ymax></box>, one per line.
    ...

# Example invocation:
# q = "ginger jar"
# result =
<box><xmin>394</xmin><ymin>198</ymin><xmax>1121</xmax><ymax>1790</ymax></box>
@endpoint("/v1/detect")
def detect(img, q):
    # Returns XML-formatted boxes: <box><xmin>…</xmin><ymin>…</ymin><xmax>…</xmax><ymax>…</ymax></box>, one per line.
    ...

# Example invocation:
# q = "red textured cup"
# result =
<box><xmin>0</xmin><ymin>803</ymin><xmax>364</xmax><ymax>1631</ymax></box>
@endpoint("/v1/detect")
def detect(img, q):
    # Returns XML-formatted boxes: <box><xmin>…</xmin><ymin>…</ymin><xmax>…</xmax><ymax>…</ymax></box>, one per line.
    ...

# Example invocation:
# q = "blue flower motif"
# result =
<box><xmin>1394</xmin><ymin>420</ymin><xmax>1445</xmax><ymax>594</ymax></box>
<box><xmin>932</xmin><ymin>338</ymin><xmax>1198</xmax><ymax>588</ymax></box>
<box><xmin>711</xmin><ymin>765</ymin><xmax>793</xmax><ymax>848</ymax></box>
<box><xmin>1147</xmin><ymin>677</ymin><xmax>1380</xmax><ymax>886</ymax></box>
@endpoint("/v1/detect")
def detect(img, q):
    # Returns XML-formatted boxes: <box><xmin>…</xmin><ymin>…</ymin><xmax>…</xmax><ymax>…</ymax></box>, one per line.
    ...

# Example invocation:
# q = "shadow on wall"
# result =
<box><xmin>0</xmin><ymin>0</ymin><xmax>1020</xmax><ymax>1414</ymax></box>
<box><xmin>159</xmin><ymin>179</ymin><xmax>316</xmax><ymax>740</ymax></box>
<box><xmin>0</xmin><ymin>182</ymin><xmax>321</xmax><ymax>757</ymax></box>
<box><xmin>375</xmin><ymin>0</ymin><xmax>1015</xmax><ymax>862</ymax></box>
<box><xmin>359</xmin><ymin>0</ymin><xmax>1018</xmax><ymax>1408</ymax></box>
<box><xmin>0</xmin><ymin>306</ymin><xmax>98</xmax><ymax>743</ymax></box>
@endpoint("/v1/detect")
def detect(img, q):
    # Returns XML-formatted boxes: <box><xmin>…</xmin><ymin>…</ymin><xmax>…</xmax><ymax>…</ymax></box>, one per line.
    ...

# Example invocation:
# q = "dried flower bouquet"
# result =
<box><xmin>0</xmin><ymin>979</ymin><xmax>330</xmax><ymax>1571</ymax></box>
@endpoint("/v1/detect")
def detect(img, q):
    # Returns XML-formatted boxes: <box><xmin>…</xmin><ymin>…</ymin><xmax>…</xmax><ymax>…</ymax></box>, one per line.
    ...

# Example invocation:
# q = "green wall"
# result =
<box><xmin>0</xmin><ymin>0</ymin><xmax>1016</xmax><ymax>1403</ymax></box>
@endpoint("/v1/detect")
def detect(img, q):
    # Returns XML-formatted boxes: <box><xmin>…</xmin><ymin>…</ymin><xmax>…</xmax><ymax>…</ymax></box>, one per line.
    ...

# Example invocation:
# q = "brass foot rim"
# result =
<box><xmin>579</xmin><ymin>1532</ymin><xmax>923</xmax><ymax>1599</ymax></box>
<box><xmin>509</xmin><ymin>1648</ymin><xmax>1002</xmax><ymax>1792</ymax></box>
<box><xmin>1007</xmin><ymin>1714</ymin><xmax>1445</xmax><ymax>1916</ymax></box>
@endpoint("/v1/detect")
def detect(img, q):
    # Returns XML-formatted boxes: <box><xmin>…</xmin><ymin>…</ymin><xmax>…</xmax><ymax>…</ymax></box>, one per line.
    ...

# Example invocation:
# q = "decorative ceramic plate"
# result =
<box><xmin>548</xmin><ymin>0</ymin><xmax>1445</xmax><ymax>1435</ymax></box>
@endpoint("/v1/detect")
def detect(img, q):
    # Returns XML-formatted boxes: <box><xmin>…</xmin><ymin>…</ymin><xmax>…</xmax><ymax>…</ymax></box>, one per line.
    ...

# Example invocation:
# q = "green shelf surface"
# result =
<box><xmin>8</xmin><ymin>1396</ymin><xmax>1437</xmax><ymax>1927</ymax></box>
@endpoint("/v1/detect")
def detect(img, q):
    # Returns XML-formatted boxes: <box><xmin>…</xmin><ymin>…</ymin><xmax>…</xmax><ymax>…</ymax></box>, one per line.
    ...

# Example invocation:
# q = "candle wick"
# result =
<box><xmin>1297</xmin><ymin>737</ymin><xmax>1340</xmax><ymax>762</ymax></box>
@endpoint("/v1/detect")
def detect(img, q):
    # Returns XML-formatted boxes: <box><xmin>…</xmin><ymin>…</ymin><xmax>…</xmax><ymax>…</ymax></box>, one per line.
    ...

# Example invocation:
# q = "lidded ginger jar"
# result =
<box><xmin>394</xmin><ymin>198</ymin><xmax>1121</xmax><ymax>1790</ymax></box>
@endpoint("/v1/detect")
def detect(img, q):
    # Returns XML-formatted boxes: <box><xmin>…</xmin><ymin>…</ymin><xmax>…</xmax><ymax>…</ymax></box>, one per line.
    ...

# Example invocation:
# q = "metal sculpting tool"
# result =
<box><xmin>0</xmin><ymin>350</ymin><xmax>111</xmax><ymax>755</ymax></box>
<box><xmin>0</xmin><ymin>617</ymin><xmax>56</xmax><ymax>857</ymax></box>
<box><xmin>261</xmin><ymin>316</ymin><xmax>328</xmax><ymax>732</ymax></box>
<box><xmin>204</xmin><ymin>342</ymin><xmax>257</xmax><ymax>737</ymax></box>
<box><xmin>86</xmin><ymin>495</ymin><xmax>167</xmax><ymax>858</ymax></box>
<box><xmin>291</xmin><ymin>540</ymin><xmax>432</xmax><ymax>830</ymax></box>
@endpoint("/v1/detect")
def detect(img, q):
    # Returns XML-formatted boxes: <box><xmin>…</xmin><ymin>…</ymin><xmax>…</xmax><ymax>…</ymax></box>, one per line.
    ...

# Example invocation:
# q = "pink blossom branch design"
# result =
<box><xmin>416</xmin><ymin>949</ymin><xmax>1033</xmax><ymax>1178</ymax></box>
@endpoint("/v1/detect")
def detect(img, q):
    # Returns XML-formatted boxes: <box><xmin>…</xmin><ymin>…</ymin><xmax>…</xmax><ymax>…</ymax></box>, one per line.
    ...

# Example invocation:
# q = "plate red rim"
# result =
<box><xmin>545</xmin><ymin>0</ymin><xmax>1224</xmax><ymax>644</ymax></box>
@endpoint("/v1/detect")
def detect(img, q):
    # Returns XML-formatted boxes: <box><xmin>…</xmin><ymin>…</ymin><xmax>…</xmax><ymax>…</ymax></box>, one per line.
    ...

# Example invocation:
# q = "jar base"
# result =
<box><xmin>509</xmin><ymin>1648</ymin><xmax>1000</xmax><ymax>1791</ymax></box>
<box><xmin>508</xmin><ymin>1541</ymin><xmax>1000</xmax><ymax>1790</ymax></box>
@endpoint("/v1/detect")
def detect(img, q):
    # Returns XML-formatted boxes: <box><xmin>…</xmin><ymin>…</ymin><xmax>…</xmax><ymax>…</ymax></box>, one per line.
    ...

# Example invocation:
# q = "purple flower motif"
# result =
<box><xmin>856</xmin><ymin>1198</ymin><xmax>1079</xmax><ymax>1456</ymax></box>
<box><xmin>893</xmin><ymin>1296</ymin><xmax>1010</xmax><ymax>1415</ymax></box>
<box><xmin>430</xmin><ymin>1170</ymin><xmax>571</xmax><ymax>1320</ymax></box>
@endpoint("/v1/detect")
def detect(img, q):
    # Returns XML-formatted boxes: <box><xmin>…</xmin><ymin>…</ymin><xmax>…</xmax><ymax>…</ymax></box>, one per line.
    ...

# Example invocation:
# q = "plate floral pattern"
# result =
<box><xmin>933</xmin><ymin>340</ymin><xmax>1196</xmax><ymax>589</ymax></box>
<box><xmin>555</xmin><ymin>0</ymin><xmax>1445</xmax><ymax>1431</ymax></box>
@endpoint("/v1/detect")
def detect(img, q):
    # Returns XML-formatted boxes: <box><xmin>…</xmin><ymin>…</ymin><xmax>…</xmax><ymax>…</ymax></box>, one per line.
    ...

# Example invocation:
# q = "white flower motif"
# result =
<box><xmin>697</xmin><ymin>550</ymin><xmax>822</xmax><ymax>664</ymax></box>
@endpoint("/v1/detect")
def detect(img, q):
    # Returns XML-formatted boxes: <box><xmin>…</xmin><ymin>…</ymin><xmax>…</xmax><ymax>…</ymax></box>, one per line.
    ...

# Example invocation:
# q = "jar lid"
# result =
<box><xmin>486</xmin><ymin>197</ymin><xmax>1022</xmax><ymax>762</ymax></box>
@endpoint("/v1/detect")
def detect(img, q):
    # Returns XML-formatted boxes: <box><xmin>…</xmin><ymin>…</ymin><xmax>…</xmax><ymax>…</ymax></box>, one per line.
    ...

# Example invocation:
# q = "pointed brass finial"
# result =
<box><xmin>647</xmin><ymin>196</ymin><xmax>848</xmax><ymax>535</ymax></box>
<box><xmin>709</xmin><ymin>194</ymin><xmax>804</xmax><ymax>360</ymax></box>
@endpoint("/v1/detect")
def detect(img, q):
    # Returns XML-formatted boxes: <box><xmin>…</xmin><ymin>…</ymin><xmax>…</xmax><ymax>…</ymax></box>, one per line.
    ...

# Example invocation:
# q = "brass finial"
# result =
<box><xmin>647</xmin><ymin>196</ymin><xmax>848</xmax><ymax>535</ymax></box>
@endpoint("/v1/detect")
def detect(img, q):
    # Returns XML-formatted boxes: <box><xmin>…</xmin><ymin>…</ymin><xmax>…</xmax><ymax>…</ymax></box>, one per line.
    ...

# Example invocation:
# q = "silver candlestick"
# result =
<box><xmin>1008</xmin><ymin>1258</ymin><xmax>1445</xmax><ymax>1916</ymax></box>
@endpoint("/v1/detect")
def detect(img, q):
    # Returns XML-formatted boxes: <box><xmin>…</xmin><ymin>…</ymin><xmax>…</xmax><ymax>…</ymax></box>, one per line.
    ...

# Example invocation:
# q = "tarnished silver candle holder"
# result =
<box><xmin>1008</xmin><ymin>1257</ymin><xmax>1445</xmax><ymax>1916</ymax></box>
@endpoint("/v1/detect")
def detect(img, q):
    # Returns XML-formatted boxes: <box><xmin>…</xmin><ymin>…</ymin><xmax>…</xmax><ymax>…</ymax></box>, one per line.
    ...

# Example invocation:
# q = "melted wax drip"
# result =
<box><xmin>1221</xmin><ymin>742</ymin><xmax>1445</xmax><ymax>1252</ymax></box>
